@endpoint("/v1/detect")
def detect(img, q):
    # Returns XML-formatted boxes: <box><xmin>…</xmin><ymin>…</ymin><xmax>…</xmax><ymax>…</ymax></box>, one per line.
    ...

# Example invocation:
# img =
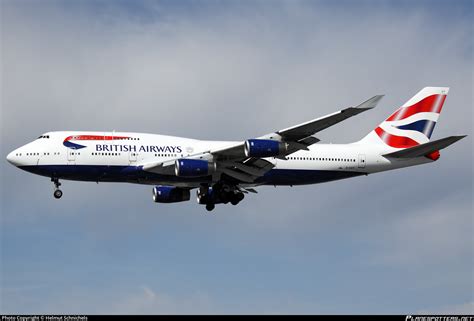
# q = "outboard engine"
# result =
<box><xmin>152</xmin><ymin>186</ymin><xmax>190</xmax><ymax>203</ymax></box>
<box><xmin>244</xmin><ymin>139</ymin><xmax>287</xmax><ymax>157</ymax></box>
<box><xmin>175</xmin><ymin>159</ymin><xmax>216</xmax><ymax>177</ymax></box>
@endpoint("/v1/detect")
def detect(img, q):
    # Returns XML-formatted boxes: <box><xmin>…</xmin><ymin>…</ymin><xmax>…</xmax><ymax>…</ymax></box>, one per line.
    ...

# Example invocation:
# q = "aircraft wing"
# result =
<box><xmin>212</xmin><ymin>94</ymin><xmax>383</xmax><ymax>160</ymax></box>
<box><xmin>263</xmin><ymin>95</ymin><xmax>384</xmax><ymax>141</ymax></box>
<box><xmin>142</xmin><ymin>95</ymin><xmax>383</xmax><ymax>183</ymax></box>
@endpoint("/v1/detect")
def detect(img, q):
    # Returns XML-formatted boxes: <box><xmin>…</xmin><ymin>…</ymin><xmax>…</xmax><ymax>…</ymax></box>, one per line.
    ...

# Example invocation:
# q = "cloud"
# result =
<box><xmin>418</xmin><ymin>301</ymin><xmax>474</xmax><ymax>315</ymax></box>
<box><xmin>2</xmin><ymin>1</ymin><xmax>472</xmax><ymax>141</ymax></box>
<box><xmin>367</xmin><ymin>192</ymin><xmax>473</xmax><ymax>267</ymax></box>
<box><xmin>111</xmin><ymin>286</ymin><xmax>215</xmax><ymax>315</ymax></box>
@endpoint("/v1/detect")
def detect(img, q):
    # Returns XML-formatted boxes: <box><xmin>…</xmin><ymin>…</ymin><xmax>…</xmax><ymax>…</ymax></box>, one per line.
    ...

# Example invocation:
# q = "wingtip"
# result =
<box><xmin>356</xmin><ymin>94</ymin><xmax>385</xmax><ymax>109</ymax></box>
<box><xmin>372</xmin><ymin>94</ymin><xmax>385</xmax><ymax>102</ymax></box>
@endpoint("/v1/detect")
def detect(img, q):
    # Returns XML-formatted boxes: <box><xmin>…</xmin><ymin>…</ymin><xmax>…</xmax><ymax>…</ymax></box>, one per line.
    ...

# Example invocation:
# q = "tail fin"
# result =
<box><xmin>359</xmin><ymin>87</ymin><xmax>449</xmax><ymax>149</ymax></box>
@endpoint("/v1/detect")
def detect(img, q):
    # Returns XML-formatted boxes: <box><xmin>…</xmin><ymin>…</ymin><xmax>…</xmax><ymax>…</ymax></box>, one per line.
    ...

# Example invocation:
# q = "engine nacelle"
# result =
<box><xmin>244</xmin><ymin>139</ymin><xmax>287</xmax><ymax>158</ymax></box>
<box><xmin>175</xmin><ymin>159</ymin><xmax>216</xmax><ymax>177</ymax></box>
<box><xmin>152</xmin><ymin>186</ymin><xmax>190</xmax><ymax>203</ymax></box>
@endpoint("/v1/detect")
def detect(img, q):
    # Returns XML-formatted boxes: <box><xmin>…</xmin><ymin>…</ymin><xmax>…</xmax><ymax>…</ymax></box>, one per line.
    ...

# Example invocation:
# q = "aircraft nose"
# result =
<box><xmin>6</xmin><ymin>150</ymin><xmax>17</xmax><ymax>166</ymax></box>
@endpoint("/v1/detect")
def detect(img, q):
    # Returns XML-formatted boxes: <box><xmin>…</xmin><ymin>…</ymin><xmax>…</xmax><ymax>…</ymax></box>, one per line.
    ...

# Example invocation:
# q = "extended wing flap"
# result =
<box><xmin>221</xmin><ymin>168</ymin><xmax>257</xmax><ymax>183</ymax></box>
<box><xmin>243</xmin><ymin>158</ymin><xmax>274</xmax><ymax>168</ymax></box>
<box><xmin>383</xmin><ymin>135</ymin><xmax>467</xmax><ymax>158</ymax></box>
<box><xmin>232</xmin><ymin>162</ymin><xmax>271</xmax><ymax>176</ymax></box>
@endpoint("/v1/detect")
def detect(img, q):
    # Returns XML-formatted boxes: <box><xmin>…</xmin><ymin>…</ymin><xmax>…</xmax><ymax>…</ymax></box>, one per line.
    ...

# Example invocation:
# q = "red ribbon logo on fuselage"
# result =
<box><xmin>63</xmin><ymin>135</ymin><xmax>130</xmax><ymax>150</ymax></box>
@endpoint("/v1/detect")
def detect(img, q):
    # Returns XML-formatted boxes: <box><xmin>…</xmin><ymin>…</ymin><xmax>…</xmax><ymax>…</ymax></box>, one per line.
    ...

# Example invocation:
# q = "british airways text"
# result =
<box><xmin>96</xmin><ymin>144</ymin><xmax>182</xmax><ymax>153</ymax></box>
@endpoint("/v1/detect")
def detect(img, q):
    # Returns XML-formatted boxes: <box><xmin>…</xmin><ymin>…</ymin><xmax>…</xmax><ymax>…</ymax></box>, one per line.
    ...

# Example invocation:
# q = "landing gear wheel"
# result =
<box><xmin>51</xmin><ymin>178</ymin><xmax>63</xmax><ymax>199</ymax></box>
<box><xmin>54</xmin><ymin>189</ymin><xmax>63</xmax><ymax>199</ymax></box>
<box><xmin>206</xmin><ymin>203</ymin><xmax>215</xmax><ymax>212</ymax></box>
<box><xmin>230</xmin><ymin>192</ymin><xmax>245</xmax><ymax>205</ymax></box>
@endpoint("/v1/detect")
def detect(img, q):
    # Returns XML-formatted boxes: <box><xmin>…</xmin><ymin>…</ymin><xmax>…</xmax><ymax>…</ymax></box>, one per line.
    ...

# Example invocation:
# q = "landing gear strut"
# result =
<box><xmin>197</xmin><ymin>183</ymin><xmax>245</xmax><ymax>211</ymax></box>
<box><xmin>51</xmin><ymin>178</ymin><xmax>63</xmax><ymax>199</ymax></box>
<box><xmin>198</xmin><ymin>185</ymin><xmax>215</xmax><ymax>212</ymax></box>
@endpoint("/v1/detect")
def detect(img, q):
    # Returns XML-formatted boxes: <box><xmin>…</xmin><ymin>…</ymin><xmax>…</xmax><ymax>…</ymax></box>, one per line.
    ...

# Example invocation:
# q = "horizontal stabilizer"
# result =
<box><xmin>383</xmin><ymin>135</ymin><xmax>467</xmax><ymax>158</ymax></box>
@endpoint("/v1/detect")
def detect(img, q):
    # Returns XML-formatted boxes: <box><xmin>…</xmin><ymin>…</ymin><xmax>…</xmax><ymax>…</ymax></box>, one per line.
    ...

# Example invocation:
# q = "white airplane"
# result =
<box><xmin>6</xmin><ymin>87</ymin><xmax>466</xmax><ymax>211</ymax></box>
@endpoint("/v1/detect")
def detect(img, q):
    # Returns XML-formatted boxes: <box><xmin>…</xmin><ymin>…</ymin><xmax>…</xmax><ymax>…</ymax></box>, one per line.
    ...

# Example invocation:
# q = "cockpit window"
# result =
<box><xmin>37</xmin><ymin>135</ymin><xmax>50</xmax><ymax>139</ymax></box>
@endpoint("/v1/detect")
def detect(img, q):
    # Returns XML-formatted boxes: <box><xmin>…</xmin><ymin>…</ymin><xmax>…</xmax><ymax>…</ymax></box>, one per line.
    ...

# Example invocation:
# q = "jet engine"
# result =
<box><xmin>175</xmin><ymin>159</ymin><xmax>216</xmax><ymax>177</ymax></box>
<box><xmin>244</xmin><ymin>139</ymin><xmax>287</xmax><ymax>158</ymax></box>
<box><xmin>152</xmin><ymin>186</ymin><xmax>190</xmax><ymax>203</ymax></box>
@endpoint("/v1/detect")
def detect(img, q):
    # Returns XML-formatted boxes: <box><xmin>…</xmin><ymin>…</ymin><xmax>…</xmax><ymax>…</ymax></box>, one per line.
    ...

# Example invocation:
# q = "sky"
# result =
<box><xmin>1</xmin><ymin>0</ymin><xmax>473</xmax><ymax>315</ymax></box>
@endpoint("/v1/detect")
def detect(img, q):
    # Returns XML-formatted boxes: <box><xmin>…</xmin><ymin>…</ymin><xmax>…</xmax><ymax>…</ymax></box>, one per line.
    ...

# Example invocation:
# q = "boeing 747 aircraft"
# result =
<box><xmin>6</xmin><ymin>87</ymin><xmax>466</xmax><ymax>211</ymax></box>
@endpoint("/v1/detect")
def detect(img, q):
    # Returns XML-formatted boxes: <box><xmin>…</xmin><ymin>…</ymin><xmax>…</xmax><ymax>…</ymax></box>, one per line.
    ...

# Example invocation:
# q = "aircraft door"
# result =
<box><xmin>358</xmin><ymin>154</ymin><xmax>366</xmax><ymax>168</ymax></box>
<box><xmin>67</xmin><ymin>149</ymin><xmax>76</xmax><ymax>165</ymax></box>
<box><xmin>129</xmin><ymin>151</ymin><xmax>138</xmax><ymax>164</ymax></box>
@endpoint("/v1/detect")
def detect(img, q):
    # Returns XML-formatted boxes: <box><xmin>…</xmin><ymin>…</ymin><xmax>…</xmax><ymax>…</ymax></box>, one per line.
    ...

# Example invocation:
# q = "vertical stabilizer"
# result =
<box><xmin>358</xmin><ymin>87</ymin><xmax>449</xmax><ymax>149</ymax></box>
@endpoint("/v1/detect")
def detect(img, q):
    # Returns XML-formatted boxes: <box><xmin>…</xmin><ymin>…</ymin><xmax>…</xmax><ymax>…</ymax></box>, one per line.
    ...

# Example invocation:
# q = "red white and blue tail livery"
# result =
<box><xmin>6</xmin><ymin>87</ymin><xmax>466</xmax><ymax>211</ymax></box>
<box><xmin>360</xmin><ymin>87</ymin><xmax>448</xmax><ymax>148</ymax></box>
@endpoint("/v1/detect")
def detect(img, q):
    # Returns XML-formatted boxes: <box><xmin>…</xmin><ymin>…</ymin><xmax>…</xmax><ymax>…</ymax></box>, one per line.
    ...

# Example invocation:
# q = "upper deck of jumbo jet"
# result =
<box><xmin>6</xmin><ymin>130</ymin><xmax>240</xmax><ymax>165</ymax></box>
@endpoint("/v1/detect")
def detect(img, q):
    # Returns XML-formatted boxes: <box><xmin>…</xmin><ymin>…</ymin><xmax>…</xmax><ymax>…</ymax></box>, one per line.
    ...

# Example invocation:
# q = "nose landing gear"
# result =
<box><xmin>51</xmin><ymin>178</ymin><xmax>63</xmax><ymax>199</ymax></box>
<box><xmin>54</xmin><ymin>189</ymin><xmax>63</xmax><ymax>199</ymax></box>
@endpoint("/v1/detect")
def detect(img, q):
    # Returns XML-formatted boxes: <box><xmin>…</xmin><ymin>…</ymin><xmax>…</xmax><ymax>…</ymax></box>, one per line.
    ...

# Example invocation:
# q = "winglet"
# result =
<box><xmin>355</xmin><ymin>94</ymin><xmax>384</xmax><ymax>110</ymax></box>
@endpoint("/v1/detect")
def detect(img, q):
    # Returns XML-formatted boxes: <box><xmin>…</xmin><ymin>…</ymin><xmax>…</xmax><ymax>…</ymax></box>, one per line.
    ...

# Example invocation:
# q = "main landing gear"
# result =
<box><xmin>198</xmin><ymin>184</ymin><xmax>245</xmax><ymax>212</ymax></box>
<box><xmin>52</xmin><ymin>178</ymin><xmax>63</xmax><ymax>199</ymax></box>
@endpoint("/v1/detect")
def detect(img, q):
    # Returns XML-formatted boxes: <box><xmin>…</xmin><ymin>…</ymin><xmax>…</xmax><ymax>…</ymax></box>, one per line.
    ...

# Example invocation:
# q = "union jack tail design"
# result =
<box><xmin>359</xmin><ymin>87</ymin><xmax>449</xmax><ymax>149</ymax></box>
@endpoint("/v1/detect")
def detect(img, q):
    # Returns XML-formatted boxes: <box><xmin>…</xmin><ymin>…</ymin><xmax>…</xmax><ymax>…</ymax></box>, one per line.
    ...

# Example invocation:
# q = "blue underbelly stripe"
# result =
<box><xmin>18</xmin><ymin>165</ymin><xmax>365</xmax><ymax>186</ymax></box>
